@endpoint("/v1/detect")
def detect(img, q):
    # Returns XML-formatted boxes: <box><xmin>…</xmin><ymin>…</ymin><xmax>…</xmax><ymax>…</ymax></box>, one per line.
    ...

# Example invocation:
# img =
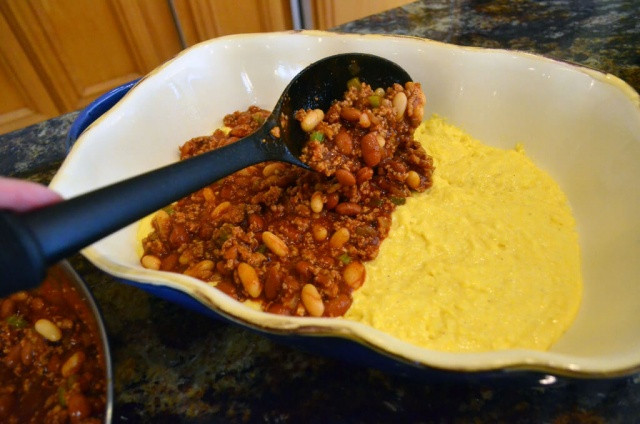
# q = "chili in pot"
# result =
<box><xmin>0</xmin><ymin>264</ymin><xmax>109</xmax><ymax>423</ymax></box>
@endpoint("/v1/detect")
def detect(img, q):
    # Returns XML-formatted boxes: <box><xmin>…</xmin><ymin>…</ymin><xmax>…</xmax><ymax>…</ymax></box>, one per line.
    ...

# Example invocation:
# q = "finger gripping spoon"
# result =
<box><xmin>0</xmin><ymin>53</ymin><xmax>411</xmax><ymax>296</ymax></box>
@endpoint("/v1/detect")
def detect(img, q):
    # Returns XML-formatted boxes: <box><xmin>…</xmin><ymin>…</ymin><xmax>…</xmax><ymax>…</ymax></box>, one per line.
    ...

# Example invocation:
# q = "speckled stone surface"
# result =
<box><xmin>336</xmin><ymin>0</ymin><xmax>640</xmax><ymax>92</ymax></box>
<box><xmin>1</xmin><ymin>1</ymin><xmax>639</xmax><ymax>422</ymax></box>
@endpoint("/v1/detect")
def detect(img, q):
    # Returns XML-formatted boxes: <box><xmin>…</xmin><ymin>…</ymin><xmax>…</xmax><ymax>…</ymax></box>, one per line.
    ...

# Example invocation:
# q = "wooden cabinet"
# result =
<box><xmin>0</xmin><ymin>11</ymin><xmax>59</xmax><ymax>133</ymax></box>
<box><xmin>172</xmin><ymin>0</ymin><xmax>292</xmax><ymax>47</ymax></box>
<box><xmin>0</xmin><ymin>0</ymin><xmax>181</xmax><ymax>115</ymax></box>
<box><xmin>309</xmin><ymin>0</ymin><xmax>413</xmax><ymax>29</ymax></box>
<box><xmin>0</xmin><ymin>0</ymin><xmax>407</xmax><ymax>135</ymax></box>
<box><xmin>0</xmin><ymin>0</ymin><xmax>292</xmax><ymax>135</ymax></box>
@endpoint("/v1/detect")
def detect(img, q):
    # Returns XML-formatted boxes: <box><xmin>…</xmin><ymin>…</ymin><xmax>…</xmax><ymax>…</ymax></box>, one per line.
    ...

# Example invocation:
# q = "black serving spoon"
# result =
<box><xmin>0</xmin><ymin>53</ymin><xmax>411</xmax><ymax>296</ymax></box>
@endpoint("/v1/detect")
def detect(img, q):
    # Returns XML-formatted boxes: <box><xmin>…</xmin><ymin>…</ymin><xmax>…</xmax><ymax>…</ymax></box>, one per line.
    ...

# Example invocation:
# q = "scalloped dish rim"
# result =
<box><xmin>51</xmin><ymin>30</ymin><xmax>640</xmax><ymax>377</ymax></box>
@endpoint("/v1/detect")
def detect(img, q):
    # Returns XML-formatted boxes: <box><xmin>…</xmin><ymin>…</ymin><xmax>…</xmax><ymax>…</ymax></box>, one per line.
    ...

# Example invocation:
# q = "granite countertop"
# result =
<box><xmin>1</xmin><ymin>1</ymin><xmax>639</xmax><ymax>422</ymax></box>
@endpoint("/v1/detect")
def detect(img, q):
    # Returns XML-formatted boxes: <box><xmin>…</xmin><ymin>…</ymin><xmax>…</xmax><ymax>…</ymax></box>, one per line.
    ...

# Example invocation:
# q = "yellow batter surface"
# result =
<box><xmin>344</xmin><ymin>115</ymin><xmax>582</xmax><ymax>352</ymax></box>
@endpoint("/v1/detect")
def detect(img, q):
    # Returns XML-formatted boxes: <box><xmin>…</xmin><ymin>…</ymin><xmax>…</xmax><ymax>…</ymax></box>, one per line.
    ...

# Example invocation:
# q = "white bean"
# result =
<box><xmin>34</xmin><ymin>319</ymin><xmax>62</xmax><ymax>342</ymax></box>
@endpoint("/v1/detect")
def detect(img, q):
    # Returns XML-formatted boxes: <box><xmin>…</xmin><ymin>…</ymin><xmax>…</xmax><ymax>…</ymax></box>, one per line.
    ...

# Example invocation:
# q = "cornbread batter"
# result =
<box><xmin>344</xmin><ymin>115</ymin><xmax>582</xmax><ymax>352</ymax></box>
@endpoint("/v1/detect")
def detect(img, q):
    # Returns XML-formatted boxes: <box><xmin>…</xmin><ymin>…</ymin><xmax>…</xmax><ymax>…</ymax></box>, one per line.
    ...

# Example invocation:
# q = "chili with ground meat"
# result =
<box><xmin>141</xmin><ymin>81</ymin><xmax>433</xmax><ymax>317</ymax></box>
<box><xmin>0</xmin><ymin>266</ymin><xmax>108</xmax><ymax>424</ymax></box>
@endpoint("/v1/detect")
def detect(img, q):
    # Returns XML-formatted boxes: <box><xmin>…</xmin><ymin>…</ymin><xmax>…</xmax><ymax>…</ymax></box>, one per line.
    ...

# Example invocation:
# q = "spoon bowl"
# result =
<box><xmin>273</xmin><ymin>53</ymin><xmax>412</xmax><ymax>162</ymax></box>
<box><xmin>0</xmin><ymin>53</ymin><xmax>412</xmax><ymax>295</ymax></box>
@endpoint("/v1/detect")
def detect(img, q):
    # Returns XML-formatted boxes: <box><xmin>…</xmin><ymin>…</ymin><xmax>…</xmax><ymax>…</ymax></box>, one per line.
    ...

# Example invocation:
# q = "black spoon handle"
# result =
<box><xmin>0</xmin><ymin>130</ymin><xmax>286</xmax><ymax>296</ymax></box>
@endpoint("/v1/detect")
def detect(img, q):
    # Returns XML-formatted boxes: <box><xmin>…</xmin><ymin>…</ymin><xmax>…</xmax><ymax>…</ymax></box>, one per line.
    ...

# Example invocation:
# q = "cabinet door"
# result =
<box><xmin>0</xmin><ymin>0</ymin><xmax>182</xmax><ymax>113</ymax></box>
<box><xmin>310</xmin><ymin>0</ymin><xmax>413</xmax><ymax>29</ymax></box>
<box><xmin>172</xmin><ymin>0</ymin><xmax>293</xmax><ymax>47</ymax></box>
<box><xmin>0</xmin><ymin>12</ymin><xmax>60</xmax><ymax>134</ymax></box>
<box><xmin>0</xmin><ymin>0</ymin><xmax>293</xmax><ymax>135</ymax></box>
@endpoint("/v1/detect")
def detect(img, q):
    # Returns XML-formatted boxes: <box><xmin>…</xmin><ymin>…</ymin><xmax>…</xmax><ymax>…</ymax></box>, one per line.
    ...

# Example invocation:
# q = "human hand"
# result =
<box><xmin>0</xmin><ymin>177</ymin><xmax>62</xmax><ymax>212</ymax></box>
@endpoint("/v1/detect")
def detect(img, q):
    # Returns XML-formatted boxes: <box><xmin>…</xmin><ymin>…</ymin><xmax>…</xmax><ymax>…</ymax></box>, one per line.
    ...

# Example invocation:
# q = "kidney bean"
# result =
<box><xmin>0</xmin><ymin>299</ymin><xmax>15</xmax><ymax>319</ymax></box>
<box><xmin>21</xmin><ymin>341</ymin><xmax>34</xmax><ymax>366</ymax></box>
<box><xmin>223</xmin><ymin>245</ymin><xmax>238</xmax><ymax>260</ymax></box>
<box><xmin>248</xmin><ymin>214</ymin><xmax>265</xmax><ymax>231</ymax></box>
<box><xmin>4</xmin><ymin>344</ymin><xmax>21</xmax><ymax>368</ymax></box>
<box><xmin>215</xmin><ymin>281</ymin><xmax>238</xmax><ymax>298</ymax></box>
<box><xmin>325</xmin><ymin>193</ymin><xmax>339</xmax><ymax>209</ymax></box>
<box><xmin>390</xmin><ymin>161</ymin><xmax>407</xmax><ymax>173</ymax></box>
<box><xmin>340</xmin><ymin>106</ymin><xmax>361</xmax><ymax>121</ymax></box>
<box><xmin>0</xmin><ymin>393</ymin><xmax>15</xmax><ymax>419</ymax></box>
<box><xmin>67</xmin><ymin>393</ymin><xmax>92</xmax><ymax>423</ymax></box>
<box><xmin>169</xmin><ymin>223</ymin><xmax>189</xmax><ymax>247</ymax></box>
<box><xmin>335</xmin><ymin>202</ymin><xmax>362</xmax><ymax>216</ymax></box>
<box><xmin>335</xmin><ymin>131</ymin><xmax>353</xmax><ymax>154</ymax></box>
<box><xmin>324</xmin><ymin>294</ymin><xmax>353</xmax><ymax>317</ymax></box>
<box><xmin>295</xmin><ymin>261</ymin><xmax>313</xmax><ymax>280</ymax></box>
<box><xmin>161</xmin><ymin>253</ymin><xmax>179</xmax><ymax>271</ymax></box>
<box><xmin>335</xmin><ymin>169</ymin><xmax>356</xmax><ymax>186</ymax></box>
<box><xmin>47</xmin><ymin>354</ymin><xmax>62</xmax><ymax>374</ymax></box>
<box><xmin>361</xmin><ymin>133</ymin><xmax>382</xmax><ymax>167</ymax></box>
<box><xmin>264</xmin><ymin>266</ymin><xmax>282</xmax><ymax>300</ymax></box>
<box><xmin>356</xmin><ymin>167</ymin><xmax>374</xmax><ymax>184</ymax></box>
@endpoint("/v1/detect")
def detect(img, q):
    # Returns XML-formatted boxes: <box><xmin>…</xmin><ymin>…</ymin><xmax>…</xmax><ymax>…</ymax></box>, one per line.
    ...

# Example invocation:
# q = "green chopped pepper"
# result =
<box><xmin>251</xmin><ymin>113</ymin><xmax>265</xmax><ymax>124</ymax></box>
<box><xmin>58</xmin><ymin>386</ymin><xmax>67</xmax><ymax>407</ymax></box>
<box><xmin>338</xmin><ymin>253</ymin><xmax>352</xmax><ymax>264</ymax></box>
<box><xmin>390</xmin><ymin>196</ymin><xmax>406</xmax><ymax>205</ymax></box>
<box><xmin>310</xmin><ymin>131</ymin><xmax>325</xmax><ymax>142</ymax></box>
<box><xmin>346</xmin><ymin>77</ymin><xmax>361</xmax><ymax>91</ymax></box>
<box><xmin>7</xmin><ymin>315</ymin><xmax>28</xmax><ymax>329</ymax></box>
<box><xmin>214</xmin><ymin>224</ymin><xmax>233</xmax><ymax>247</ymax></box>
<box><xmin>368</xmin><ymin>95</ymin><xmax>381</xmax><ymax>108</ymax></box>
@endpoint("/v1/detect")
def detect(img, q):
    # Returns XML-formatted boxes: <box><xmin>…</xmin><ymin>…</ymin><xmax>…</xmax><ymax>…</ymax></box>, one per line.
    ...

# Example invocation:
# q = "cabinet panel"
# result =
<box><xmin>0</xmin><ymin>0</ymin><xmax>182</xmax><ymax>112</ymax></box>
<box><xmin>0</xmin><ymin>12</ymin><xmax>59</xmax><ymax>134</ymax></box>
<box><xmin>173</xmin><ymin>0</ymin><xmax>293</xmax><ymax>47</ymax></box>
<box><xmin>311</xmin><ymin>0</ymin><xmax>413</xmax><ymax>29</ymax></box>
<box><xmin>0</xmin><ymin>0</ymin><xmax>294</xmax><ymax>135</ymax></box>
